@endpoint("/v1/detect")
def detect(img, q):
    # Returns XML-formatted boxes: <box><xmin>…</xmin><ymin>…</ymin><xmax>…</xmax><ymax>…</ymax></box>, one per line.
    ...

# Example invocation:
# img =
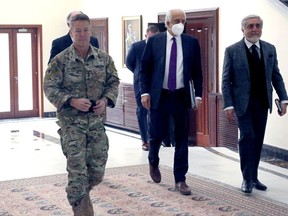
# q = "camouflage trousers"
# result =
<box><xmin>58</xmin><ymin>116</ymin><xmax>109</xmax><ymax>206</ymax></box>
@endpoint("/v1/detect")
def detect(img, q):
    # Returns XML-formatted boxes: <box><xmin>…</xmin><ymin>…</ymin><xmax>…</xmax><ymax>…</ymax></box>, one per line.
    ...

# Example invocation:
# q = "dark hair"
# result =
<box><xmin>70</xmin><ymin>13</ymin><xmax>90</xmax><ymax>27</ymax></box>
<box><xmin>147</xmin><ymin>25</ymin><xmax>160</xmax><ymax>34</ymax></box>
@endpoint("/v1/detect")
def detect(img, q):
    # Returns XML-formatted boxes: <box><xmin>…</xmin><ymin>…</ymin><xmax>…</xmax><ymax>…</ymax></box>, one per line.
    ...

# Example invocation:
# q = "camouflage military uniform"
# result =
<box><xmin>44</xmin><ymin>45</ymin><xmax>119</xmax><ymax>206</ymax></box>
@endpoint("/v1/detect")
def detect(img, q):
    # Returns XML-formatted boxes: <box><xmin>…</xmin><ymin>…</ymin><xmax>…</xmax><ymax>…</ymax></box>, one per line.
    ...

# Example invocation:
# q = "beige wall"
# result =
<box><xmin>2</xmin><ymin>0</ymin><xmax>288</xmax><ymax>149</ymax></box>
<box><xmin>1</xmin><ymin>0</ymin><xmax>84</xmax><ymax>111</ymax></box>
<box><xmin>86</xmin><ymin>0</ymin><xmax>288</xmax><ymax>151</ymax></box>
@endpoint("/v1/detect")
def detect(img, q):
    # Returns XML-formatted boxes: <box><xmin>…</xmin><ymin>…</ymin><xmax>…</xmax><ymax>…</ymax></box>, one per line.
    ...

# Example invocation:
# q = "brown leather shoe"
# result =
<box><xmin>175</xmin><ymin>182</ymin><xmax>192</xmax><ymax>195</ymax></box>
<box><xmin>149</xmin><ymin>165</ymin><xmax>161</xmax><ymax>183</ymax></box>
<box><xmin>142</xmin><ymin>142</ymin><xmax>149</xmax><ymax>151</ymax></box>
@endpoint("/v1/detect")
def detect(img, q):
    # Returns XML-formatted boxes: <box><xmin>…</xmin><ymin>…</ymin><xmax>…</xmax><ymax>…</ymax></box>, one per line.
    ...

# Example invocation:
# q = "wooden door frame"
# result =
<box><xmin>0</xmin><ymin>25</ymin><xmax>43</xmax><ymax>118</ymax></box>
<box><xmin>90</xmin><ymin>18</ymin><xmax>109</xmax><ymax>53</ymax></box>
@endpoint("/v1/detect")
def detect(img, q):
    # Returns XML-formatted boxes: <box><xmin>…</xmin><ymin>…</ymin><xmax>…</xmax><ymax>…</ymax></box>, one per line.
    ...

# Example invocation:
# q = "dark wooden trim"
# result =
<box><xmin>0</xmin><ymin>25</ymin><xmax>42</xmax><ymax>119</ymax></box>
<box><xmin>90</xmin><ymin>18</ymin><xmax>109</xmax><ymax>53</ymax></box>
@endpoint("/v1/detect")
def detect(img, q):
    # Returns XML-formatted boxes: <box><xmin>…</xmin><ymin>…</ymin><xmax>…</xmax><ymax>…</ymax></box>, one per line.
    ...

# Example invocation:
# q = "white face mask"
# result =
<box><xmin>171</xmin><ymin>23</ymin><xmax>184</xmax><ymax>36</ymax></box>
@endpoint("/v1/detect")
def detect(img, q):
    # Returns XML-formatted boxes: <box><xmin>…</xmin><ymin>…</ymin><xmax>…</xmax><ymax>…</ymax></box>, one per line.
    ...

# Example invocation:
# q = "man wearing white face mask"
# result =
<box><xmin>139</xmin><ymin>9</ymin><xmax>203</xmax><ymax>195</ymax></box>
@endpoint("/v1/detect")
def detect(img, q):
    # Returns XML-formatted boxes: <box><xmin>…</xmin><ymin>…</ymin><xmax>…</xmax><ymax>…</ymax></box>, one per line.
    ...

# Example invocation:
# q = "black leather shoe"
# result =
<box><xmin>175</xmin><ymin>182</ymin><xmax>192</xmax><ymax>195</ymax></box>
<box><xmin>142</xmin><ymin>142</ymin><xmax>149</xmax><ymax>151</ymax></box>
<box><xmin>149</xmin><ymin>165</ymin><xmax>161</xmax><ymax>183</ymax></box>
<box><xmin>253</xmin><ymin>180</ymin><xmax>267</xmax><ymax>191</ymax></box>
<box><xmin>241</xmin><ymin>180</ymin><xmax>253</xmax><ymax>193</ymax></box>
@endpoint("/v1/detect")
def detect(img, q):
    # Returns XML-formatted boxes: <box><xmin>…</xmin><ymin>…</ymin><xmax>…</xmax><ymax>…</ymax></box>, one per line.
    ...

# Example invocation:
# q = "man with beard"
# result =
<box><xmin>222</xmin><ymin>14</ymin><xmax>288</xmax><ymax>194</ymax></box>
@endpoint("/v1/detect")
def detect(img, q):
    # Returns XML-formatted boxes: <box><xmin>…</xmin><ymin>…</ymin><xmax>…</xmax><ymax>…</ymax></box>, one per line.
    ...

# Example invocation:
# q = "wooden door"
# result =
<box><xmin>0</xmin><ymin>27</ymin><xmax>41</xmax><ymax>119</ymax></box>
<box><xmin>90</xmin><ymin>18</ymin><xmax>109</xmax><ymax>53</ymax></box>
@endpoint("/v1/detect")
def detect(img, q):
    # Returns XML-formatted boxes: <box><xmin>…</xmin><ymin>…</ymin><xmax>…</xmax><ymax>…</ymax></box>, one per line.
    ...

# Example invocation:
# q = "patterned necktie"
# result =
<box><xmin>168</xmin><ymin>37</ymin><xmax>177</xmax><ymax>90</ymax></box>
<box><xmin>251</xmin><ymin>44</ymin><xmax>260</xmax><ymax>62</ymax></box>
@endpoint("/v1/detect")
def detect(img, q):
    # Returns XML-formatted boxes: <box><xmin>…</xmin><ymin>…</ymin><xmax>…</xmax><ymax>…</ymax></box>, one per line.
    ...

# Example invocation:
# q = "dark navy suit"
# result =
<box><xmin>222</xmin><ymin>38</ymin><xmax>288</xmax><ymax>182</ymax></box>
<box><xmin>48</xmin><ymin>33</ymin><xmax>99</xmax><ymax>63</ymax></box>
<box><xmin>126</xmin><ymin>40</ymin><xmax>149</xmax><ymax>143</ymax></box>
<box><xmin>139</xmin><ymin>32</ymin><xmax>203</xmax><ymax>183</ymax></box>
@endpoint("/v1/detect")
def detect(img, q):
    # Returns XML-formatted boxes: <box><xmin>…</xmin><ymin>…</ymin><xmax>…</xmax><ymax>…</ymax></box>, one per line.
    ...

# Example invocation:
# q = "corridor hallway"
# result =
<box><xmin>0</xmin><ymin>118</ymin><xmax>287</xmax><ymax>209</ymax></box>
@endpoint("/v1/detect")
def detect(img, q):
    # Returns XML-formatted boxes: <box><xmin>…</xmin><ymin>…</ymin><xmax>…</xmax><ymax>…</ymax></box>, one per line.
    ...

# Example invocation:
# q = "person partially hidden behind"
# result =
<box><xmin>126</xmin><ymin>25</ymin><xmax>160</xmax><ymax>151</ymax></box>
<box><xmin>139</xmin><ymin>9</ymin><xmax>203</xmax><ymax>195</ymax></box>
<box><xmin>44</xmin><ymin>14</ymin><xmax>119</xmax><ymax>215</ymax></box>
<box><xmin>222</xmin><ymin>14</ymin><xmax>288</xmax><ymax>194</ymax></box>
<box><xmin>48</xmin><ymin>10</ymin><xmax>99</xmax><ymax>64</ymax></box>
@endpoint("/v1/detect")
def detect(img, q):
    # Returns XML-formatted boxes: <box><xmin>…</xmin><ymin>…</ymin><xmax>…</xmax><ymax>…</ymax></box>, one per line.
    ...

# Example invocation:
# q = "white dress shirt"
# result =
<box><xmin>163</xmin><ymin>32</ymin><xmax>184</xmax><ymax>89</ymax></box>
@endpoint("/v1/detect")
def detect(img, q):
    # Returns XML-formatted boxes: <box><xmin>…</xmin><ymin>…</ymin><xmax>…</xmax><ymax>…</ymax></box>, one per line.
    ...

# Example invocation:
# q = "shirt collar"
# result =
<box><xmin>71</xmin><ymin>45</ymin><xmax>96</xmax><ymax>61</ymax></box>
<box><xmin>244</xmin><ymin>37</ymin><xmax>260</xmax><ymax>49</ymax></box>
<box><xmin>167</xmin><ymin>31</ymin><xmax>181</xmax><ymax>42</ymax></box>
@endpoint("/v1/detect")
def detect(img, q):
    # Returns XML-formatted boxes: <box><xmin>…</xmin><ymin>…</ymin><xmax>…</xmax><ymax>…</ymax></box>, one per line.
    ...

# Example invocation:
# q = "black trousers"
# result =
<box><xmin>237</xmin><ymin>98</ymin><xmax>268</xmax><ymax>181</ymax></box>
<box><xmin>135</xmin><ymin>91</ymin><xmax>149</xmax><ymax>143</ymax></box>
<box><xmin>148</xmin><ymin>89</ymin><xmax>189</xmax><ymax>183</ymax></box>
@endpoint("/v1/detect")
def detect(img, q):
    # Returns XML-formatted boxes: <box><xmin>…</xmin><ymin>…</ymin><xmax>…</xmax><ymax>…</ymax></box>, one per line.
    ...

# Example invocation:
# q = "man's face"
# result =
<box><xmin>70</xmin><ymin>20</ymin><xmax>91</xmax><ymax>48</ymax></box>
<box><xmin>166</xmin><ymin>10</ymin><xmax>186</xmax><ymax>30</ymax></box>
<box><xmin>243</xmin><ymin>18</ymin><xmax>262</xmax><ymax>43</ymax></box>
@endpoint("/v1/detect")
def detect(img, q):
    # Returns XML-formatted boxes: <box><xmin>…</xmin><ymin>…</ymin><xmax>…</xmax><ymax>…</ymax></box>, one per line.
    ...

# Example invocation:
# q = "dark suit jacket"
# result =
<box><xmin>139</xmin><ymin>32</ymin><xmax>203</xmax><ymax>109</ymax></box>
<box><xmin>126</xmin><ymin>39</ymin><xmax>146</xmax><ymax>95</ymax></box>
<box><xmin>48</xmin><ymin>33</ymin><xmax>99</xmax><ymax>63</ymax></box>
<box><xmin>222</xmin><ymin>38</ymin><xmax>288</xmax><ymax>117</ymax></box>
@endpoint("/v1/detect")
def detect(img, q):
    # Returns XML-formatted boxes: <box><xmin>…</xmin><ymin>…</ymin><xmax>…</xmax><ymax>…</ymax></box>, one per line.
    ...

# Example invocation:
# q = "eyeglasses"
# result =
<box><xmin>246</xmin><ymin>23</ymin><xmax>262</xmax><ymax>29</ymax></box>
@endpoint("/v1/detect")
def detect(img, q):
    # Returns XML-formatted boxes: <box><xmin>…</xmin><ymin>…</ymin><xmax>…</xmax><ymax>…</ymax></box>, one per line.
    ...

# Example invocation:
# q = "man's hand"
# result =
<box><xmin>224</xmin><ymin>109</ymin><xmax>236</xmax><ymax>124</ymax></box>
<box><xmin>93</xmin><ymin>98</ymin><xmax>107</xmax><ymax>115</ymax></box>
<box><xmin>279</xmin><ymin>103</ymin><xmax>287</xmax><ymax>116</ymax></box>
<box><xmin>195</xmin><ymin>98</ymin><xmax>202</xmax><ymax>110</ymax></box>
<box><xmin>69</xmin><ymin>98</ymin><xmax>91</xmax><ymax>112</ymax></box>
<box><xmin>141</xmin><ymin>95</ymin><xmax>151</xmax><ymax>110</ymax></box>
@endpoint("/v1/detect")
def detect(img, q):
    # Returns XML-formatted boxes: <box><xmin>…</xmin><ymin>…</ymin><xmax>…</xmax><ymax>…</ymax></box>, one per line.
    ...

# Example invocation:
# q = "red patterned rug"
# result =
<box><xmin>0</xmin><ymin>164</ymin><xmax>287</xmax><ymax>216</ymax></box>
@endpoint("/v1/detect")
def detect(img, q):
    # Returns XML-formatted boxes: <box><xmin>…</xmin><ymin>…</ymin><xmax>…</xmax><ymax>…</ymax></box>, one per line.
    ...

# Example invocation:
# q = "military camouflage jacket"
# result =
<box><xmin>44</xmin><ymin>45</ymin><xmax>119</xmax><ymax>124</ymax></box>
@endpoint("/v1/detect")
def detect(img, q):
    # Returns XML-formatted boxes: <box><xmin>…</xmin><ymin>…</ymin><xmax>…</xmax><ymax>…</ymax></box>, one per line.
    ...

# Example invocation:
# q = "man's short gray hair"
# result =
<box><xmin>164</xmin><ymin>9</ymin><xmax>186</xmax><ymax>28</ymax></box>
<box><xmin>241</xmin><ymin>14</ymin><xmax>263</xmax><ymax>30</ymax></box>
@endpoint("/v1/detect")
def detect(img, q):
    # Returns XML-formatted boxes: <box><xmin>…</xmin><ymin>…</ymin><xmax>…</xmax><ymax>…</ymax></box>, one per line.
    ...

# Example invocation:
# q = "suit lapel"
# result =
<box><xmin>260</xmin><ymin>41</ymin><xmax>272</xmax><ymax>75</ymax></box>
<box><xmin>180</xmin><ymin>35</ymin><xmax>190</xmax><ymax>83</ymax></box>
<box><xmin>237</xmin><ymin>40</ymin><xmax>250</xmax><ymax>77</ymax></box>
<box><xmin>181</xmin><ymin>35</ymin><xmax>187</xmax><ymax>58</ymax></box>
<box><xmin>159</xmin><ymin>33</ymin><xmax>167</xmax><ymax>76</ymax></box>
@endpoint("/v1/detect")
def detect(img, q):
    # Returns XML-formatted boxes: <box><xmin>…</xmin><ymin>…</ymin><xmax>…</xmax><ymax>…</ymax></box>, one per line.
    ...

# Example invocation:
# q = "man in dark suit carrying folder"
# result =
<box><xmin>139</xmin><ymin>9</ymin><xmax>203</xmax><ymax>196</ymax></box>
<box><xmin>222</xmin><ymin>14</ymin><xmax>288</xmax><ymax>194</ymax></box>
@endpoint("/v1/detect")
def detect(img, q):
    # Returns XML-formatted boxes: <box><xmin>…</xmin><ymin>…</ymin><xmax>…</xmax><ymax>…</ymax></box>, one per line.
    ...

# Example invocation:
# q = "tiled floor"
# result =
<box><xmin>0</xmin><ymin>118</ymin><xmax>287</xmax><ymax>206</ymax></box>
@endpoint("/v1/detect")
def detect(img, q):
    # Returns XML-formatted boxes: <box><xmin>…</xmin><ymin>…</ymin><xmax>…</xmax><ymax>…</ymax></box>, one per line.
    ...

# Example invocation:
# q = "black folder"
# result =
<box><xmin>189</xmin><ymin>80</ymin><xmax>197</xmax><ymax>109</ymax></box>
<box><xmin>275</xmin><ymin>98</ymin><xmax>282</xmax><ymax>113</ymax></box>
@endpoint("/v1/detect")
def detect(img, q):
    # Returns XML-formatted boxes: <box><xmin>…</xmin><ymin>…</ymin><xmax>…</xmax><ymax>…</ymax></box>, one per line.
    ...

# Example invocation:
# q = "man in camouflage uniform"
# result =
<box><xmin>44</xmin><ymin>14</ymin><xmax>119</xmax><ymax>216</ymax></box>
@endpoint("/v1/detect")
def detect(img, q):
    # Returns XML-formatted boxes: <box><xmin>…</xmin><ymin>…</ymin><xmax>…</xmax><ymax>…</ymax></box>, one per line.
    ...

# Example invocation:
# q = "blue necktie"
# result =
<box><xmin>168</xmin><ymin>37</ymin><xmax>177</xmax><ymax>90</ymax></box>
